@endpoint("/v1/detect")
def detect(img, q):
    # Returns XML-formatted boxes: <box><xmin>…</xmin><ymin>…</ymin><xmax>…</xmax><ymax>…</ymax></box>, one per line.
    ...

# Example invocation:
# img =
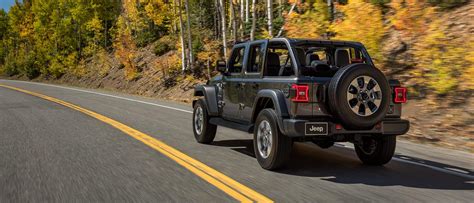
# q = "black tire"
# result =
<box><xmin>193</xmin><ymin>99</ymin><xmax>217</xmax><ymax>144</ymax></box>
<box><xmin>253</xmin><ymin>109</ymin><xmax>292</xmax><ymax>170</ymax></box>
<box><xmin>328</xmin><ymin>64</ymin><xmax>391</xmax><ymax>129</ymax></box>
<box><xmin>355</xmin><ymin>136</ymin><xmax>396</xmax><ymax>165</ymax></box>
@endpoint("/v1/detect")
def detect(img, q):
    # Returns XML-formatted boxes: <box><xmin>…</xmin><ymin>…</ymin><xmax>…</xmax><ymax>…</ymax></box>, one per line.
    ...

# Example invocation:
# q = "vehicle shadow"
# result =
<box><xmin>212</xmin><ymin>139</ymin><xmax>256</xmax><ymax>158</ymax></box>
<box><xmin>212</xmin><ymin>139</ymin><xmax>474</xmax><ymax>190</ymax></box>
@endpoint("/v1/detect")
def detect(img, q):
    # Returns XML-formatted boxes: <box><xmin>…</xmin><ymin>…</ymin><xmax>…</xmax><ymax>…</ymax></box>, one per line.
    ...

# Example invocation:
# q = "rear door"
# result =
<box><xmin>241</xmin><ymin>40</ymin><xmax>268</xmax><ymax>122</ymax></box>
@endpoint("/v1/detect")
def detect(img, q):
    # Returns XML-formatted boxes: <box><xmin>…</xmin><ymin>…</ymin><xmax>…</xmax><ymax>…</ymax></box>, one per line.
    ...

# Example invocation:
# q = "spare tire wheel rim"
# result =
<box><xmin>194</xmin><ymin>106</ymin><xmax>204</xmax><ymax>135</ymax></box>
<box><xmin>257</xmin><ymin>120</ymin><xmax>273</xmax><ymax>159</ymax></box>
<box><xmin>347</xmin><ymin>76</ymin><xmax>382</xmax><ymax>117</ymax></box>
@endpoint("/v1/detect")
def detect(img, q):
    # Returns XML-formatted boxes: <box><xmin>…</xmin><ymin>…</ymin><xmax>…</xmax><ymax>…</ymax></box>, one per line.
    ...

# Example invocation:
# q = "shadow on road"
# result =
<box><xmin>212</xmin><ymin>139</ymin><xmax>474</xmax><ymax>191</ymax></box>
<box><xmin>212</xmin><ymin>139</ymin><xmax>256</xmax><ymax>158</ymax></box>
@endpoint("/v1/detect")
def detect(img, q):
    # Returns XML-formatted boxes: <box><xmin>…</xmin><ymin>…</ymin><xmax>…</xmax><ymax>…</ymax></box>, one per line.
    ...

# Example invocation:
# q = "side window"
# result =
<box><xmin>265</xmin><ymin>44</ymin><xmax>295</xmax><ymax>77</ymax></box>
<box><xmin>247</xmin><ymin>43</ymin><xmax>265</xmax><ymax>73</ymax></box>
<box><xmin>335</xmin><ymin>47</ymin><xmax>366</xmax><ymax>67</ymax></box>
<box><xmin>313</xmin><ymin>50</ymin><xmax>327</xmax><ymax>63</ymax></box>
<box><xmin>228</xmin><ymin>47</ymin><xmax>246</xmax><ymax>74</ymax></box>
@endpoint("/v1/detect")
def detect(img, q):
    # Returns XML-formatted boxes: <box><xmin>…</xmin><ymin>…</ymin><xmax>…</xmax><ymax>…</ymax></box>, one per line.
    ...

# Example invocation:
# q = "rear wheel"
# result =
<box><xmin>253</xmin><ymin>109</ymin><xmax>292</xmax><ymax>170</ymax></box>
<box><xmin>354</xmin><ymin>135</ymin><xmax>396</xmax><ymax>165</ymax></box>
<box><xmin>193</xmin><ymin>99</ymin><xmax>217</xmax><ymax>144</ymax></box>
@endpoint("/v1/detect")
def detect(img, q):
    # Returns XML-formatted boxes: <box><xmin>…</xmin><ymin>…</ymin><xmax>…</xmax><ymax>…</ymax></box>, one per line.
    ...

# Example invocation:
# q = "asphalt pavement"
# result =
<box><xmin>0</xmin><ymin>79</ymin><xmax>473</xmax><ymax>202</ymax></box>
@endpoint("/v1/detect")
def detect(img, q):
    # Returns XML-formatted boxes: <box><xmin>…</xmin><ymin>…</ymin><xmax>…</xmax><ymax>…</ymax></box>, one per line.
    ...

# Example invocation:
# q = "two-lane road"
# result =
<box><xmin>0</xmin><ymin>79</ymin><xmax>473</xmax><ymax>202</ymax></box>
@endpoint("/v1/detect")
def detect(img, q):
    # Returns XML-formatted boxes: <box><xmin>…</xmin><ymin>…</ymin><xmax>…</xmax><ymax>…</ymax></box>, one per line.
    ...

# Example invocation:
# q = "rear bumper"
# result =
<box><xmin>280</xmin><ymin>119</ymin><xmax>410</xmax><ymax>137</ymax></box>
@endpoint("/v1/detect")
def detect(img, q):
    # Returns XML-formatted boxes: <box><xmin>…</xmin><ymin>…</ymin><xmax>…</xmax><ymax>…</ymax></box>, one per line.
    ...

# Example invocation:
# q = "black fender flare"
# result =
<box><xmin>251</xmin><ymin>89</ymin><xmax>289</xmax><ymax>131</ymax></box>
<box><xmin>193</xmin><ymin>85</ymin><xmax>219</xmax><ymax>116</ymax></box>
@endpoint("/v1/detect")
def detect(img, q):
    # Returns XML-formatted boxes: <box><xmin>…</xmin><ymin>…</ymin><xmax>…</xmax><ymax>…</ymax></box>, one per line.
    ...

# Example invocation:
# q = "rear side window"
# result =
<box><xmin>264</xmin><ymin>43</ymin><xmax>295</xmax><ymax>77</ymax></box>
<box><xmin>335</xmin><ymin>47</ymin><xmax>366</xmax><ymax>67</ymax></box>
<box><xmin>247</xmin><ymin>43</ymin><xmax>265</xmax><ymax>73</ymax></box>
<box><xmin>228</xmin><ymin>47</ymin><xmax>246</xmax><ymax>74</ymax></box>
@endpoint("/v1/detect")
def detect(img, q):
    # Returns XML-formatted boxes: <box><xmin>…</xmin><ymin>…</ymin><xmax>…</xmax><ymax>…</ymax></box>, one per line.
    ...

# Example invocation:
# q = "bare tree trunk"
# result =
<box><xmin>207</xmin><ymin>57</ymin><xmax>211</xmax><ymax>79</ymax></box>
<box><xmin>214</xmin><ymin>0</ymin><xmax>220</xmax><ymax>38</ymax></box>
<box><xmin>240</xmin><ymin>0</ymin><xmax>244</xmax><ymax>23</ymax></box>
<box><xmin>177</xmin><ymin>0</ymin><xmax>187</xmax><ymax>72</ymax></box>
<box><xmin>172</xmin><ymin>0</ymin><xmax>178</xmax><ymax>33</ymax></box>
<box><xmin>250</xmin><ymin>0</ymin><xmax>256</xmax><ymax>40</ymax></box>
<box><xmin>104</xmin><ymin>21</ymin><xmax>107</xmax><ymax>47</ymax></box>
<box><xmin>276</xmin><ymin>1</ymin><xmax>296</xmax><ymax>37</ymax></box>
<box><xmin>278</xmin><ymin>0</ymin><xmax>282</xmax><ymax>17</ymax></box>
<box><xmin>267</xmin><ymin>0</ymin><xmax>273</xmax><ymax>37</ymax></box>
<box><xmin>184</xmin><ymin>0</ymin><xmax>194</xmax><ymax>70</ymax></box>
<box><xmin>218</xmin><ymin>0</ymin><xmax>228</xmax><ymax>59</ymax></box>
<box><xmin>230</xmin><ymin>1</ymin><xmax>237</xmax><ymax>42</ymax></box>
<box><xmin>327</xmin><ymin>0</ymin><xmax>334</xmax><ymax>22</ymax></box>
<box><xmin>240</xmin><ymin>0</ymin><xmax>244</xmax><ymax>39</ymax></box>
<box><xmin>245</xmin><ymin>0</ymin><xmax>249</xmax><ymax>23</ymax></box>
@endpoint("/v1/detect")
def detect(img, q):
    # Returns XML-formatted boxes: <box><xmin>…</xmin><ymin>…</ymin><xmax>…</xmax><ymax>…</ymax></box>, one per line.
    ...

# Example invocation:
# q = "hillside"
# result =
<box><xmin>0</xmin><ymin>0</ymin><xmax>472</xmax><ymax>152</ymax></box>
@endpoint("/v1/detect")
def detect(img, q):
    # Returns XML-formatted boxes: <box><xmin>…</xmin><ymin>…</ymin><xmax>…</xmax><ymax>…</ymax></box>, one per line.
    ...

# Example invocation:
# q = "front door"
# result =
<box><xmin>222</xmin><ymin>45</ymin><xmax>247</xmax><ymax>122</ymax></box>
<box><xmin>241</xmin><ymin>40</ymin><xmax>268</xmax><ymax>122</ymax></box>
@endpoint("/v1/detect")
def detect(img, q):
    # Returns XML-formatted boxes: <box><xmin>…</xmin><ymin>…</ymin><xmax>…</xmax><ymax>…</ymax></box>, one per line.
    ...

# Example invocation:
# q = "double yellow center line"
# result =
<box><xmin>0</xmin><ymin>84</ymin><xmax>272</xmax><ymax>203</ymax></box>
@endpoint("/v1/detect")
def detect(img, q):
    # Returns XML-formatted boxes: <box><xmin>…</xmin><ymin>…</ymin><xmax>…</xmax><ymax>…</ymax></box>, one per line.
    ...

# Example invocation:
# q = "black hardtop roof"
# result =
<box><xmin>236</xmin><ymin>38</ymin><xmax>364</xmax><ymax>48</ymax></box>
<box><xmin>286</xmin><ymin>38</ymin><xmax>363</xmax><ymax>47</ymax></box>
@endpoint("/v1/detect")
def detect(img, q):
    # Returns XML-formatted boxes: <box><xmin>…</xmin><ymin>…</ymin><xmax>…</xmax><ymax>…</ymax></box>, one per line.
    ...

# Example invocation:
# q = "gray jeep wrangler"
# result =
<box><xmin>193</xmin><ymin>38</ymin><xmax>409</xmax><ymax>170</ymax></box>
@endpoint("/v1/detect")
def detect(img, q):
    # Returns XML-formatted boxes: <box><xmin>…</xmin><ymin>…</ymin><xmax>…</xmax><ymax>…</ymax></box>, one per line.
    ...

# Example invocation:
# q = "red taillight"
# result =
<box><xmin>291</xmin><ymin>84</ymin><xmax>309</xmax><ymax>102</ymax></box>
<box><xmin>394</xmin><ymin>87</ymin><xmax>407</xmax><ymax>103</ymax></box>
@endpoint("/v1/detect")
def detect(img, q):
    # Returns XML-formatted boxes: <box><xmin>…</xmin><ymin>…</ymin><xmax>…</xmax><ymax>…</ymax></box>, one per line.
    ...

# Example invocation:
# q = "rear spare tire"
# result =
<box><xmin>328</xmin><ymin>64</ymin><xmax>390</xmax><ymax>129</ymax></box>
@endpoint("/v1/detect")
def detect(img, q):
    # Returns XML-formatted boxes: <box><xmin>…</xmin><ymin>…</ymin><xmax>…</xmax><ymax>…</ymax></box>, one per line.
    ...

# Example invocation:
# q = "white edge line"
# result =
<box><xmin>3</xmin><ymin>79</ymin><xmax>473</xmax><ymax>180</ymax></box>
<box><xmin>392</xmin><ymin>157</ymin><xmax>474</xmax><ymax>180</ymax></box>
<box><xmin>1</xmin><ymin>79</ymin><xmax>193</xmax><ymax>114</ymax></box>
<box><xmin>334</xmin><ymin>145</ymin><xmax>474</xmax><ymax>180</ymax></box>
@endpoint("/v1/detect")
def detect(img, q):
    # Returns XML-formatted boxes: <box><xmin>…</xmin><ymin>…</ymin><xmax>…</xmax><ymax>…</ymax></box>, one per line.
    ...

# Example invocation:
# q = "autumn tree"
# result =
<box><xmin>331</xmin><ymin>0</ymin><xmax>385</xmax><ymax>65</ymax></box>
<box><xmin>413</xmin><ymin>20</ymin><xmax>474</xmax><ymax>95</ymax></box>
<box><xmin>284</xmin><ymin>0</ymin><xmax>330</xmax><ymax>39</ymax></box>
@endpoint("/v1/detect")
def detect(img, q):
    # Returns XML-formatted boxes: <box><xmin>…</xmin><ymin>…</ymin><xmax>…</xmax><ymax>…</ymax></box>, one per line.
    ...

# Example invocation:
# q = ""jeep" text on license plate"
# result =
<box><xmin>305</xmin><ymin>122</ymin><xmax>328</xmax><ymax>135</ymax></box>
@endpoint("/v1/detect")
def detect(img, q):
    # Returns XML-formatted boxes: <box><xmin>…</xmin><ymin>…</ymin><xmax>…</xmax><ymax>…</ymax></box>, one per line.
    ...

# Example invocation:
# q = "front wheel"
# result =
<box><xmin>193</xmin><ymin>99</ymin><xmax>217</xmax><ymax>144</ymax></box>
<box><xmin>354</xmin><ymin>135</ymin><xmax>396</xmax><ymax>165</ymax></box>
<box><xmin>253</xmin><ymin>109</ymin><xmax>292</xmax><ymax>170</ymax></box>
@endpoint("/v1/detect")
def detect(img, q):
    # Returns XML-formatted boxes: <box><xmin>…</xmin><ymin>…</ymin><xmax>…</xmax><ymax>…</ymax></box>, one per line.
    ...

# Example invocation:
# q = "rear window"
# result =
<box><xmin>293</xmin><ymin>44</ymin><xmax>372</xmax><ymax>77</ymax></box>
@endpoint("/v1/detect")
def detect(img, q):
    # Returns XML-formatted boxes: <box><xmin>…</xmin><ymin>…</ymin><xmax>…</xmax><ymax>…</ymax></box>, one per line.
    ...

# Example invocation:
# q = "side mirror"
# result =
<box><xmin>216</xmin><ymin>60</ymin><xmax>227</xmax><ymax>73</ymax></box>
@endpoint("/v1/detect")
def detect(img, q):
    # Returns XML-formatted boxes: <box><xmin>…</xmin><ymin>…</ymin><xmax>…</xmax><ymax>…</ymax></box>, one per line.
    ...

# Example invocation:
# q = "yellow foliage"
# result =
<box><xmin>390</xmin><ymin>0</ymin><xmax>435</xmax><ymax>39</ymax></box>
<box><xmin>142</xmin><ymin>0</ymin><xmax>168</xmax><ymax>26</ymax></box>
<box><xmin>413</xmin><ymin>20</ymin><xmax>472</xmax><ymax>94</ymax></box>
<box><xmin>331</xmin><ymin>0</ymin><xmax>385</xmax><ymax>65</ymax></box>
<box><xmin>155</xmin><ymin>52</ymin><xmax>181</xmax><ymax>77</ymax></box>
<box><xmin>84</xmin><ymin>13</ymin><xmax>104</xmax><ymax>56</ymax></box>
<box><xmin>284</xmin><ymin>1</ymin><xmax>329</xmax><ymax>39</ymax></box>
<box><xmin>114</xmin><ymin>15</ymin><xmax>139</xmax><ymax>81</ymax></box>
<box><xmin>96</xmin><ymin>48</ymin><xmax>112</xmax><ymax>77</ymax></box>
<box><xmin>122</xmin><ymin>0</ymin><xmax>148</xmax><ymax>31</ymax></box>
<box><xmin>196</xmin><ymin>39</ymin><xmax>221</xmax><ymax>63</ymax></box>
